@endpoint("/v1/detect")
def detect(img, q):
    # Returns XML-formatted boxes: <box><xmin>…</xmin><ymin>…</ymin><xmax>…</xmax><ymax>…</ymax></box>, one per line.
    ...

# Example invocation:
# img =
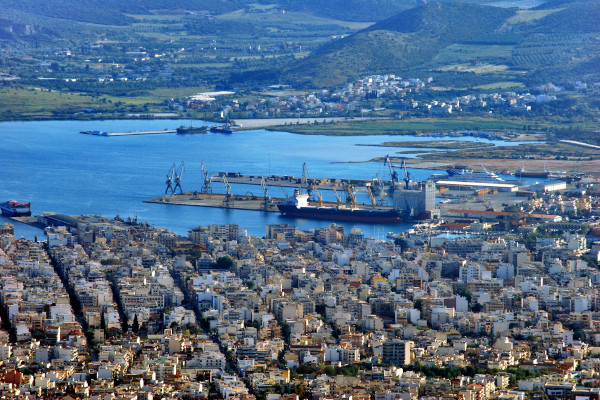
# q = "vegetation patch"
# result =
<box><xmin>359</xmin><ymin>140</ymin><xmax>495</xmax><ymax>149</ymax></box>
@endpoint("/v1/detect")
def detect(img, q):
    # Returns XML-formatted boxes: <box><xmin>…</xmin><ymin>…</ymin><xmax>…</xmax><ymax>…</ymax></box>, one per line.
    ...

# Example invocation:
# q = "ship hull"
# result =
<box><xmin>514</xmin><ymin>171</ymin><xmax>550</xmax><ymax>178</ymax></box>
<box><xmin>278</xmin><ymin>204</ymin><xmax>403</xmax><ymax>223</ymax></box>
<box><xmin>210</xmin><ymin>125</ymin><xmax>232</xmax><ymax>134</ymax></box>
<box><xmin>177</xmin><ymin>126</ymin><xmax>207</xmax><ymax>134</ymax></box>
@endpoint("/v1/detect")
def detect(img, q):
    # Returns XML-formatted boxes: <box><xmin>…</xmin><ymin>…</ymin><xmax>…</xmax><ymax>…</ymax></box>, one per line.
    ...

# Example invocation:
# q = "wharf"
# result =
<box><xmin>80</xmin><ymin>129</ymin><xmax>176</xmax><ymax>136</ymax></box>
<box><xmin>144</xmin><ymin>192</ymin><xmax>394</xmax><ymax>212</ymax></box>
<box><xmin>9</xmin><ymin>216</ymin><xmax>46</xmax><ymax>229</ymax></box>
<box><xmin>211</xmin><ymin>172</ymin><xmax>376</xmax><ymax>191</ymax></box>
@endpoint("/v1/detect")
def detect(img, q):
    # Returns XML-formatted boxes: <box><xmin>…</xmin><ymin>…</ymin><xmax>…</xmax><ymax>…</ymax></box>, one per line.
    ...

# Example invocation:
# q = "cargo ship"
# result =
<box><xmin>176</xmin><ymin>125</ymin><xmax>208</xmax><ymax>134</ymax></box>
<box><xmin>1</xmin><ymin>200</ymin><xmax>31</xmax><ymax>217</ymax></box>
<box><xmin>210</xmin><ymin>124</ymin><xmax>233</xmax><ymax>134</ymax></box>
<box><xmin>277</xmin><ymin>191</ymin><xmax>403</xmax><ymax>223</ymax></box>
<box><xmin>513</xmin><ymin>168</ymin><xmax>551</xmax><ymax>178</ymax></box>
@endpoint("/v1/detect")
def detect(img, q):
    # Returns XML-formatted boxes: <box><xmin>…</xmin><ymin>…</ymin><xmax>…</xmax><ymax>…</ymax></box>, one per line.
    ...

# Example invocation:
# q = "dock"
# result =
<box><xmin>80</xmin><ymin>129</ymin><xmax>176</xmax><ymax>136</ymax></box>
<box><xmin>211</xmin><ymin>172</ymin><xmax>380</xmax><ymax>191</ymax></box>
<box><xmin>144</xmin><ymin>192</ymin><xmax>394</xmax><ymax>212</ymax></box>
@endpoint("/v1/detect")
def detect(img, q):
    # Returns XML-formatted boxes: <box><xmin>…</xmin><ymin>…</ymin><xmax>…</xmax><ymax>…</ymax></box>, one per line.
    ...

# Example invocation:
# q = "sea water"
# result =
<box><xmin>0</xmin><ymin>119</ymin><xmax>529</xmax><ymax>239</ymax></box>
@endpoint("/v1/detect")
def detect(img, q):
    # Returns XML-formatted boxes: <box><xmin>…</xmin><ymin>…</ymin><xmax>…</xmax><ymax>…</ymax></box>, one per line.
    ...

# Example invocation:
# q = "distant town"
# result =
<box><xmin>162</xmin><ymin>75</ymin><xmax>595</xmax><ymax>121</ymax></box>
<box><xmin>2</xmin><ymin>174</ymin><xmax>600</xmax><ymax>399</ymax></box>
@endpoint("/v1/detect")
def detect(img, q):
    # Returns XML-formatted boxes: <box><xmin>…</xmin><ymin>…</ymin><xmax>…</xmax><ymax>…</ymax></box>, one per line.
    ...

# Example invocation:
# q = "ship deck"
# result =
<box><xmin>144</xmin><ymin>192</ymin><xmax>394</xmax><ymax>212</ymax></box>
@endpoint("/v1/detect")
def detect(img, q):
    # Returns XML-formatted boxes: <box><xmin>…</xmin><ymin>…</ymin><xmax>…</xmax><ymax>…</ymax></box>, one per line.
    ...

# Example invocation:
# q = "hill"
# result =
<box><xmin>280</xmin><ymin>0</ymin><xmax>599</xmax><ymax>87</ymax></box>
<box><xmin>528</xmin><ymin>0</ymin><xmax>600</xmax><ymax>33</ymax></box>
<box><xmin>282</xmin><ymin>3</ymin><xmax>515</xmax><ymax>86</ymax></box>
<box><xmin>0</xmin><ymin>0</ymin><xmax>418</xmax><ymax>31</ymax></box>
<box><xmin>0</xmin><ymin>0</ymin><xmax>241</xmax><ymax>26</ymax></box>
<box><xmin>263</xmin><ymin>0</ymin><xmax>419</xmax><ymax>22</ymax></box>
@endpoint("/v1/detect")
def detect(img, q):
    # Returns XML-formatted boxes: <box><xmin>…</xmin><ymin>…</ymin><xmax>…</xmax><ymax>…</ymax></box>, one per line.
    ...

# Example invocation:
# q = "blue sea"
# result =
<box><xmin>0</xmin><ymin>119</ymin><xmax>530</xmax><ymax>240</ymax></box>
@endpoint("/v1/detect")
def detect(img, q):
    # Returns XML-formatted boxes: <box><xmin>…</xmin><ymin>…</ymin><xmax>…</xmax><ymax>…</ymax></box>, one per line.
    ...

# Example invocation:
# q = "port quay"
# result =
<box><xmin>80</xmin><ymin>129</ymin><xmax>177</xmax><ymax>136</ymax></box>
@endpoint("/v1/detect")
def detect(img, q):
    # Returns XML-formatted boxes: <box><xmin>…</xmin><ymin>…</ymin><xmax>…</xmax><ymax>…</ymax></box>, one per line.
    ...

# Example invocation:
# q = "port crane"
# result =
<box><xmin>165</xmin><ymin>163</ymin><xmax>176</xmax><ymax>195</ymax></box>
<box><xmin>401</xmin><ymin>158</ymin><xmax>411</xmax><ymax>190</ymax></box>
<box><xmin>302</xmin><ymin>162</ymin><xmax>310</xmax><ymax>186</ymax></box>
<box><xmin>345</xmin><ymin>184</ymin><xmax>357</xmax><ymax>208</ymax></box>
<box><xmin>331</xmin><ymin>185</ymin><xmax>343</xmax><ymax>207</ymax></box>
<box><xmin>366</xmin><ymin>184</ymin><xmax>377</xmax><ymax>207</ymax></box>
<box><xmin>173</xmin><ymin>162</ymin><xmax>185</xmax><ymax>194</ymax></box>
<box><xmin>260</xmin><ymin>177</ymin><xmax>272</xmax><ymax>211</ymax></box>
<box><xmin>313</xmin><ymin>187</ymin><xmax>324</xmax><ymax>207</ymax></box>
<box><xmin>302</xmin><ymin>162</ymin><xmax>319</xmax><ymax>202</ymax></box>
<box><xmin>200</xmin><ymin>161</ymin><xmax>212</xmax><ymax>194</ymax></box>
<box><xmin>384</xmin><ymin>155</ymin><xmax>399</xmax><ymax>184</ymax></box>
<box><xmin>222</xmin><ymin>175</ymin><xmax>233</xmax><ymax>207</ymax></box>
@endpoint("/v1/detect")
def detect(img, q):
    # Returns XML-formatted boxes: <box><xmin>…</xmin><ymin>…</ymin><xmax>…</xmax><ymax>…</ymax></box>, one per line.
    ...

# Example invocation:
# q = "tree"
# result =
<box><xmin>414</xmin><ymin>299</ymin><xmax>423</xmax><ymax>311</ymax></box>
<box><xmin>132</xmin><ymin>314</ymin><xmax>140</xmax><ymax>334</ymax></box>
<box><xmin>101</xmin><ymin>311</ymin><xmax>106</xmax><ymax>332</ymax></box>
<box><xmin>574</xmin><ymin>330</ymin><xmax>586</xmax><ymax>342</ymax></box>
<box><xmin>458</xmin><ymin>288</ymin><xmax>472</xmax><ymax>303</ymax></box>
<box><xmin>214</xmin><ymin>255</ymin><xmax>234</xmax><ymax>269</ymax></box>
<box><xmin>279</xmin><ymin>321</ymin><xmax>291</xmax><ymax>346</ymax></box>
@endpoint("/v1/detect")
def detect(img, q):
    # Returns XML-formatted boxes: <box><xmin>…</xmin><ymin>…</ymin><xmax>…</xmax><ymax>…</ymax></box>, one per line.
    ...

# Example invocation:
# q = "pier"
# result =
<box><xmin>211</xmin><ymin>172</ymin><xmax>379</xmax><ymax>191</ymax></box>
<box><xmin>80</xmin><ymin>129</ymin><xmax>176</xmax><ymax>136</ymax></box>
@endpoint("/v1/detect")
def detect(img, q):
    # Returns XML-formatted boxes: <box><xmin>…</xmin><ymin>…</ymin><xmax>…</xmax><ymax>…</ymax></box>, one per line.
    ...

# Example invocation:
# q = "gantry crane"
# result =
<box><xmin>173</xmin><ymin>161</ymin><xmax>185</xmax><ymax>194</ymax></box>
<box><xmin>200</xmin><ymin>161</ymin><xmax>212</xmax><ymax>194</ymax></box>
<box><xmin>165</xmin><ymin>163</ymin><xmax>176</xmax><ymax>195</ymax></box>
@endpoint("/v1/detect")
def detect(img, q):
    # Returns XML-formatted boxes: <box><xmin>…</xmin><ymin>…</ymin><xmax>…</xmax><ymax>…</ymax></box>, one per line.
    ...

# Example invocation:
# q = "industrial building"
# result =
<box><xmin>393</xmin><ymin>180</ymin><xmax>439</xmax><ymax>219</ymax></box>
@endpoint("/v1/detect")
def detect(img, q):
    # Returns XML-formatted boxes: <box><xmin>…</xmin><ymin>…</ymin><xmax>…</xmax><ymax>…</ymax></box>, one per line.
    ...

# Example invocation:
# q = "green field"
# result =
<box><xmin>0</xmin><ymin>86</ymin><xmax>207</xmax><ymax>120</ymax></box>
<box><xmin>500</xmin><ymin>8</ymin><xmax>561</xmax><ymax>29</ymax></box>
<box><xmin>437</xmin><ymin>63</ymin><xmax>509</xmax><ymax>74</ymax></box>
<box><xmin>434</xmin><ymin>44</ymin><xmax>514</xmax><ymax>65</ymax></box>
<box><xmin>474</xmin><ymin>81</ymin><xmax>525</xmax><ymax>89</ymax></box>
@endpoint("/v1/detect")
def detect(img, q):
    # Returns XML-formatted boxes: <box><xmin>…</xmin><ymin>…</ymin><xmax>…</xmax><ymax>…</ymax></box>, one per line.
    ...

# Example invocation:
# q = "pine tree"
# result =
<box><xmin>132</xmin><ymin>314</ymin><xmax>139</xmax><ymax>334</ymax></box>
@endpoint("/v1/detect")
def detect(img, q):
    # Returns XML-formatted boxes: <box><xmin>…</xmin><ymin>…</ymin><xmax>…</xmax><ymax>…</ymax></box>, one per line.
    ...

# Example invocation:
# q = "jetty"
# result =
<box><xmin>80</xmin><ymin>129</ymin><xmax>176</xmax><ymax>136</ymax></box>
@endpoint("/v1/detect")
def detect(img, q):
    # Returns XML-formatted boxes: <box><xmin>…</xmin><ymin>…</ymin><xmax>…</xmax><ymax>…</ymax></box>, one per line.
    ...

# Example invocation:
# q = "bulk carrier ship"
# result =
<box><xmin>277</xmin><ymin>191</ymin><xmax>403</xmax><ymax>223</ymax></box>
